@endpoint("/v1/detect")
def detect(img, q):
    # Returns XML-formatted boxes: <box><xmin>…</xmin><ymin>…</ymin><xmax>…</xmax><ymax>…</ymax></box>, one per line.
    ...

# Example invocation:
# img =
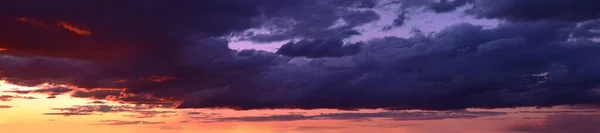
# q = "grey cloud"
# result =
<box><xmin>276</xmin><ymin>39</ymin><xmax>362</xmax><ymax>58</ymax></box>
<box><xmin>430</xmin><ymin>0</ymin><xmax>473</xmax><ymax>13</ymax></box>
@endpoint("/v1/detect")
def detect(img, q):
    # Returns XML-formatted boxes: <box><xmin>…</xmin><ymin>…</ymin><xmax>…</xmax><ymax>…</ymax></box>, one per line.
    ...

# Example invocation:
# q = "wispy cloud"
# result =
<box><xmin>43</xmin><ymin>112</ymin><xmax>93</xmax><ymax>116</ymax></box>
<box><xmin>0</xmin><ymin>95</ymin><xmax>37</xmax><ymax>101</ymax></box>
<box><xmin>201</xmin><ymin>110</ymin><xmax>506</xmax><ymax>122</ymax></box>
<box><xmin>44</xmin><ymin>105</ymin><xmax>177</xmax><ymax>118</ymax></box>
<box><xmin>95</xmin><ymin>120</ymin><xmax>164</xmax><ymax>126</ymax></box>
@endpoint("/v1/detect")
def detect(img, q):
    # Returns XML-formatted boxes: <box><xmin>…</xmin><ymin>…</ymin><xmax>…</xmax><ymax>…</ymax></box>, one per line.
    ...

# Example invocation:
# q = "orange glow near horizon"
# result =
<box><xmin>57</xmin><ymin>22</ymin><xmax>92</xmax><ymax>36</ymax></box>
<box><xmin>0</xmin><ymin>80</ymin><xmax>597</xmax><ymax>133</ymax></box>
<box><xmin>0</xmin><ymin>48</ymin><xmax>7</xmax><ymax>51</ymax></box>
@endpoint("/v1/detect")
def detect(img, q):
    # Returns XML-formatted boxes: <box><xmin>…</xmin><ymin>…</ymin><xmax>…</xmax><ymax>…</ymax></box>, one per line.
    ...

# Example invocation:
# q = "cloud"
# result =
<box><xmin>429</xmin><ymin>0</ymin><xmax>600</xmax><ymax>22</ymax></box>
<box><xmin>509</xmin><ymin>114</ymin><xmax>600</xmax><ymax>133</ymax></box>
<box><xmin>0</xmin><ymin>95</ymin><xmax>12</xmax><ymax>101</ymax></box>
<box><xmin>518</xmin><ymin>110</ymin><xmax>599</xmax><ymax>114</ymax></box>
<box><xmin>4</xmin><ymin>87</ymin><xmax>73</xmax><ymax>95</ymax></box>
<box><xmin>178</xmin><ymin>21</ymin><xmax>600</xmax><ymax>110</ymax></box>
<box><xmin>43</xmin><ymin>112</ymin><xmax>93</xmax><ymax>116</ymax></box>
<box><xmin>203</xmin><ymin>110</ymin><xmax>506</xmax><ymax>122</ymax></box>
<box><xmin>430</xmin><ymin>0</ymin><xmax>473</xmax><ymax>13</ymax></box>
<box><xmin>70</xmin><ymin>89</ymin><xmax>123</xmax><ymax>99</ymax></box>
<box><xmin>276</xmin><ymin>39</ymin><xmax>362</xmax><ymax>58</ymax></box>
<box><xmin>45</xmin><ymin>105</ymin><xmax>176</xmax><ymax>118</ymax></box>
<box><xmin>2</xmin><ymin>0</ymin><xmax>600</xmax><ymax>111</ymax></box>
<box><xmin>88</xmin><ymin>101</ymin><xmax>106</xmax><ymax>104</ymax></box>
<box><xmin>0</xmin><ymin>105</ymin><xmax>13</xmax><ymax>109</ymax></box>
<box><xmin>0</xmin><ymin>95</ymin><xmax>36</xmax><ymax>101</ymax></box>
<box><xmin>234</xmin><ymin>2</ymin><xmax>380</xmax><ymax>43</ymax></box>
<box><xmin>95</xmin><ymin>120</ymin><xmax>164</xmax><ymax>126</ymax></box>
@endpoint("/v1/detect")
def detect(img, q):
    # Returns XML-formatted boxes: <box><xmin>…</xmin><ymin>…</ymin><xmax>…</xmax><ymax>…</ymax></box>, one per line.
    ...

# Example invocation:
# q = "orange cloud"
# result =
<box><xmin>16</xmin><ymin>17</ymin><xmax>49</xmax><ymax>28</ymax></box>
<box><xmin>56</xmin><ymin>22</ymin><xmax>92</xmax><ymax>35</ymax></box>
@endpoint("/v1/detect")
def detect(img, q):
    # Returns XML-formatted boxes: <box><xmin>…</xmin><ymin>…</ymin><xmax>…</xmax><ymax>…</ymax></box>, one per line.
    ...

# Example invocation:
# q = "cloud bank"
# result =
<box><xmin>1</xmin><ymin>0</ymin><xmax>600</xmax><ymax>110</ymax></box>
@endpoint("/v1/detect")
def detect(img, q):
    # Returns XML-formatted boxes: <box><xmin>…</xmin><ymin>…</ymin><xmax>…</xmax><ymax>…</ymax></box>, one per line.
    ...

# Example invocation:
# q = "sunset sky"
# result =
<box><xmin>2</xmin><ymin>0</ymin><xmax>600</xmax><ymax>133</ymax></box>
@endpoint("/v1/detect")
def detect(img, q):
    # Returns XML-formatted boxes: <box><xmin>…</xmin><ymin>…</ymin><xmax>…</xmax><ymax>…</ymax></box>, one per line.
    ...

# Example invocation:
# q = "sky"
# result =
<box><xmin>1</xmin><ymin>0</ymin><xmax>600</xmax><ymax>133</ymax></box>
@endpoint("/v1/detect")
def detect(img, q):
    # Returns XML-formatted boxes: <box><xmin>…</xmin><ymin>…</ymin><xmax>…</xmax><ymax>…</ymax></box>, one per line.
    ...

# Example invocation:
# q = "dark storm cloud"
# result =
<box><xmin>239</xmin><ymin>7</ymin><xmax>380</xmax><ymax>43</ymax></box>
<box><xmin>509</xmin><ymin>114</ymin><xmax>600</xmax><ymax>133</ymax></box>
<box><xmin>429</xmin><ymin>0</ymin><xmax>600</xmax><ymax>22</ymax></box>
<box><xmin>3</xmin><ymin>0</ymin><xmax>600</xmax><ymax>111</ymax></box>
<box><xmin>471</xmin><ymin>0</ymin><xmax>600</xmax><ymax>22</ymax></box>
<box><xmin>0</xmin><ymin>0</ymin><xmax>380</xmax><ymax>106</ymax></box>
<box><xmin>203</xmin><ymin>110</ymin><xmax>506</xmax><ymax>122</ymax></box>
<box><xmin>392</xmin><ymin>12</ymin><xmax>407</xmax><ymax>26</ymax></box>
<box><xmin>276</xmin><ymin>39</ymin><xmax>362</xmax><ymax>58</ymax></box>
<box><xmin>180</xmin><ymin>21</ymin><xmax>600</xmax><ymax>110</ymax></box>
<box><xmin>430</xmin><ymin>0</ymin><xmax>473</xmax><ymax>13</ymax></box>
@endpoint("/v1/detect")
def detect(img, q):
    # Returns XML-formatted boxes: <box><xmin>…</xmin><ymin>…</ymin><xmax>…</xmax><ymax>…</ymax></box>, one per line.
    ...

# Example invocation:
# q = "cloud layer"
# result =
<box><xmin>2</xmin><ymin>0</ymin><xmax>600</xmax><ymax>110</ymax></box>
